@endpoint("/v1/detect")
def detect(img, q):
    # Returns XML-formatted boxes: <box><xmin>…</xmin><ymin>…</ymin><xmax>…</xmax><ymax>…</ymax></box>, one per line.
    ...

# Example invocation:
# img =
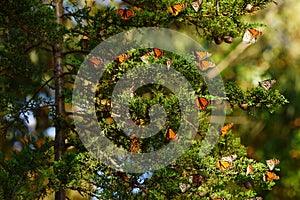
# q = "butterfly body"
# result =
<box><xmin>243</xmin><ymin>28</ymin><xmax>262</xmax><ymax>44</ymax></box>
<box><xmin>259</xmin><ymin>79</ymin><xmax>276</xmax><ymax>91</ymax></box>
<box><xmin>116</xmin><ymin>9</ymin><xmax>136</xmax><ymax>20</ymax></box>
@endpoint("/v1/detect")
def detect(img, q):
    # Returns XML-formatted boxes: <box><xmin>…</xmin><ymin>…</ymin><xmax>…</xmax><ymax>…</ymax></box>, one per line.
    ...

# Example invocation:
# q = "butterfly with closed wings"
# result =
<box><xmin>243</xmin><ymin>28</ymin><xmax>263</xmax><ymax>44</ymax></box>
<box><xmin>195</xmin><ymin>97</ymin><xmax>211</xmax><ymax>111</ymax></box>
<box><xmin>246</xmin><ymin>164</ymin><xmax>254</xmax><ymax>176</ymax></box>
<box><xmin>266</xmin><ymin>158</ymin><xmax>280</xmax><ymax>171</ymax></box>
<box><xmin>165</xmin><ymin>128</ymin><xmax>179</xmax><ymax>141</ymax></box>
<box><xmin>259</xmin><ymin>79</ymin><xmax>276</xmax><ymax>91</ymax></box>
<box><xmin>191</xmin><ymin>0</ymin><xmax>203</xmax><ymax>12</ymax></box>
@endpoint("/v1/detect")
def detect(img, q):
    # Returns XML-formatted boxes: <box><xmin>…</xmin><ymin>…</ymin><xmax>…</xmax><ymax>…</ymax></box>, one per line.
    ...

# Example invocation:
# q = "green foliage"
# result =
<box><xmin>225</xmin><ymin>81</ymin><xmax>288</xmax><ymax>114</ymax></box>
<box><xmin>0</xmin><ymin>139</ymin><xmax>53</xmax><ymax>200</ymax></box>
<box><xmin>0</xmin><ymin>0</ymin><xmax>290</xmax><ymax>199</ymax></box>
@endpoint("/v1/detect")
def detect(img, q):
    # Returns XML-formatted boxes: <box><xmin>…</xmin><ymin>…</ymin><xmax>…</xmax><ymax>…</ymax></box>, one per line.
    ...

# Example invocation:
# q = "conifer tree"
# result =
<box><xmin>0</xmin><ymin>0</ymin><xmax>288</xmax><ymax>199</ymax></box>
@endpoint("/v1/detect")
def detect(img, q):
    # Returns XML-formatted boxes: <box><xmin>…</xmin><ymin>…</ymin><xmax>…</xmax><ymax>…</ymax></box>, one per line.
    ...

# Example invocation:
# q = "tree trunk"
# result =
<box><xmin>53</xmin><ymin>0</ymin><xmax>66</xmax><ymax>199</ymax></box>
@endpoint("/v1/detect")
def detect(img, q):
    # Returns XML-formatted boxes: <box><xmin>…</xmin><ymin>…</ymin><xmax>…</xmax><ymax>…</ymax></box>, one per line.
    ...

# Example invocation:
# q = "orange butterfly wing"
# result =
<box><xmin>264</xmin><ymin>171</ymin><xmax>280</xmax><ymax>181</ymax></box>
<box><xmin>248</xmin><ymin>28</ymin><xmax>262</xmax><ymax>36</ymax></box>
<box><xmin>88</xmin><ymin>57</ymin><xmax>102</xmax><ymax>69</ymax></box>
<box><xmin>195</xmin><ymin>97</ymin><xmax>210</xmax><ymax>110</ymax></box>
<box><xmin>194</xmin><ymin>50</ymin><xmax>211</xmax><ymax>60</ymax></box>
<box><xmin>115</xmin><ymin>53</ymin><xmax>129</xmax><ymax>65</ymax></box>
<box><xmin>116</xmin><ymin>9</ymin><xmax>135</xmax><ymax>20</ymax></box>
<box><xmin>196</xmin><ymin>60</ymin><xmax>215</xmax><ymax>71</ymax></box>
<box><xmin>220</xmin><ymin>123</ymin><xmax>234</xmax><ymax>136</ymax></box>
<box><xmin>216</xmin><ymin>160</ymin><xmax>234</xmax><ymax>172</ymax></box>
<box><xmin>246</xmin><ymin>164</ymin><xmax>254</xmax><ymax>176</ymax></box>
<box><xmin>168</xmin><ymin>4</ymin><xmax>187</xmax><ymax>16</ymax></box>
<box><xmin>165</xmin><ymin>128</ymin><xmax>178</xmax><ymax>141</ymax></box>
<box><xmin>153</xmin><ymin>48</ymin><xmax>164</xmax><ymax>58</ymax></box>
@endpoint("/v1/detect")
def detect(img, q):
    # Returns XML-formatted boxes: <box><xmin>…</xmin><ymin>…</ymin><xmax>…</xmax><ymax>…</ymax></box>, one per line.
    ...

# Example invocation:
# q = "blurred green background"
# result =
<box><xmin>208</xmin><ymin>0</ymin><xmax>300</xmax><ymax>199</ymax></box>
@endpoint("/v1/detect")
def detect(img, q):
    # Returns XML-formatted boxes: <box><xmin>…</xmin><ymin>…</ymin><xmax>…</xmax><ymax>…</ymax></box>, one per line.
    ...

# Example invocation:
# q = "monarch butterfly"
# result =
<box><xmin>114</xmin><ymin>53</ymin><xmax>130</xmax><ymax>65</ymax></box>
<box><xmin>263</xmin><ymin>171</ymin><xmax>280</xmax><ymax>181</ymax></box>
<box><xmin>153</xmin><ymin>48</ymin><xmax>164</xmax><ymax>58</ymax></box>
<box><xmin>266</xmin><ymin>158</ymin><xmax>280</xmax><ymax>171</ymax></box>
<box><xmin>191</xmin><ymin>0</ymin><xmax>203</xmax><ymax>12</ymax></box>
<box><xmin>115</xmin><ymin>9</ymin><xmax>136</xmax><ymax>20</ymax></box>
<box><xmin>216</xmin><ymin>160</ymin><xmax>234</xmax><ymax>172</ymax></box>
<box><xmin>88</xmin><ymin>57</ymin><xmax>102</xmax><ymax>69</ymax></box>
<box><xmin>178</xmin><ymin>182</ymin><xmax>191</xmax><ymax>192</ymax></box>
<box><xmin>243</xmin><ymin>28</ymin><xmax>263</xmax><ymax>44</ymax></box>
<box><xmin>193</xmin><ymin>50</ymin><xmax>212</xmax><ymax>61</ymax></box>
<box><xmin>220</xmin><ymin>123</ymin><xmax>234</xmax><ymax>136</ymax></box>
<box><xmin>196</xmin><ymin>60</ymin><xmax>216</xmax><ymax>71</ymax></box>
<box><xmin>246</xmin><ymin>164</ymin><xmax>254</xmax><ymax>176</ymax></box>
<box><xmin>259</xmin><ymin>79</ymin><xmax>276</xmax><ymax>91</ymax></box>
<box><xmin>140</xmin><ymin>52</ymin><xmax>151</xmax><ymax>63</ymax></box>
<box><xmin>168</xmin><ymin>4</ymin><xmax>187</xmax><ymax>16</ymax></box>
<box><xmin>195</xmin><ymin>97</ymin><xmax>210</xmax><ymax>110</ymax></box>
<box><xmin>213</xmin><ymin>198</ymin><xmax>227</xmax><ymax>200</ymax></box>
<box><xmin>221</xmin><ymin>154</ymin><xmax>237</xmax><ymax>162</ymax></box>
<box><xmin>166</xmin><ymin>57</ymin><xmax>173</xmax><ymax>70</ymax></box>
<box><xmin>165</xmin><ymin>128</ymin><xmax>179</xmax><ymax>141</ymax></box>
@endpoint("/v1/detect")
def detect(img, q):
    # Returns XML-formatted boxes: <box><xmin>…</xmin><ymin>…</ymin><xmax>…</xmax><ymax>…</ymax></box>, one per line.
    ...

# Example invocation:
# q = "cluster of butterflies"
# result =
<box><xmin>89</xmin><ymin>47</ymin><xmax>215</xmax><ymax>71</ymax></box>
<box><xmin>263</xmin><ymin>158</ymin><xmax>280</xmax><ymax>181</ymax></box>
<box><xmin>165</xmin><ymin>122</ymin><xmax>233</xmax><ymax>142</ymax></box>
<box><xmin>215</xmin><ymin>154</ymin><xmax>280</xmax><ymax>182</ymax></box>
<box><xmin>168</xmin><ymin>0</ymin><xmax>203</xmax><ymax>16</ymax></box>
<box><xmin>115</xmin><ymin>0</ymin><xmax>202</xmax><ymax>21</ymax></box>
<box><xmin>87</xmin><ymin>50</ymin><xmax>134</xmax><ymax>69</ymax></box>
